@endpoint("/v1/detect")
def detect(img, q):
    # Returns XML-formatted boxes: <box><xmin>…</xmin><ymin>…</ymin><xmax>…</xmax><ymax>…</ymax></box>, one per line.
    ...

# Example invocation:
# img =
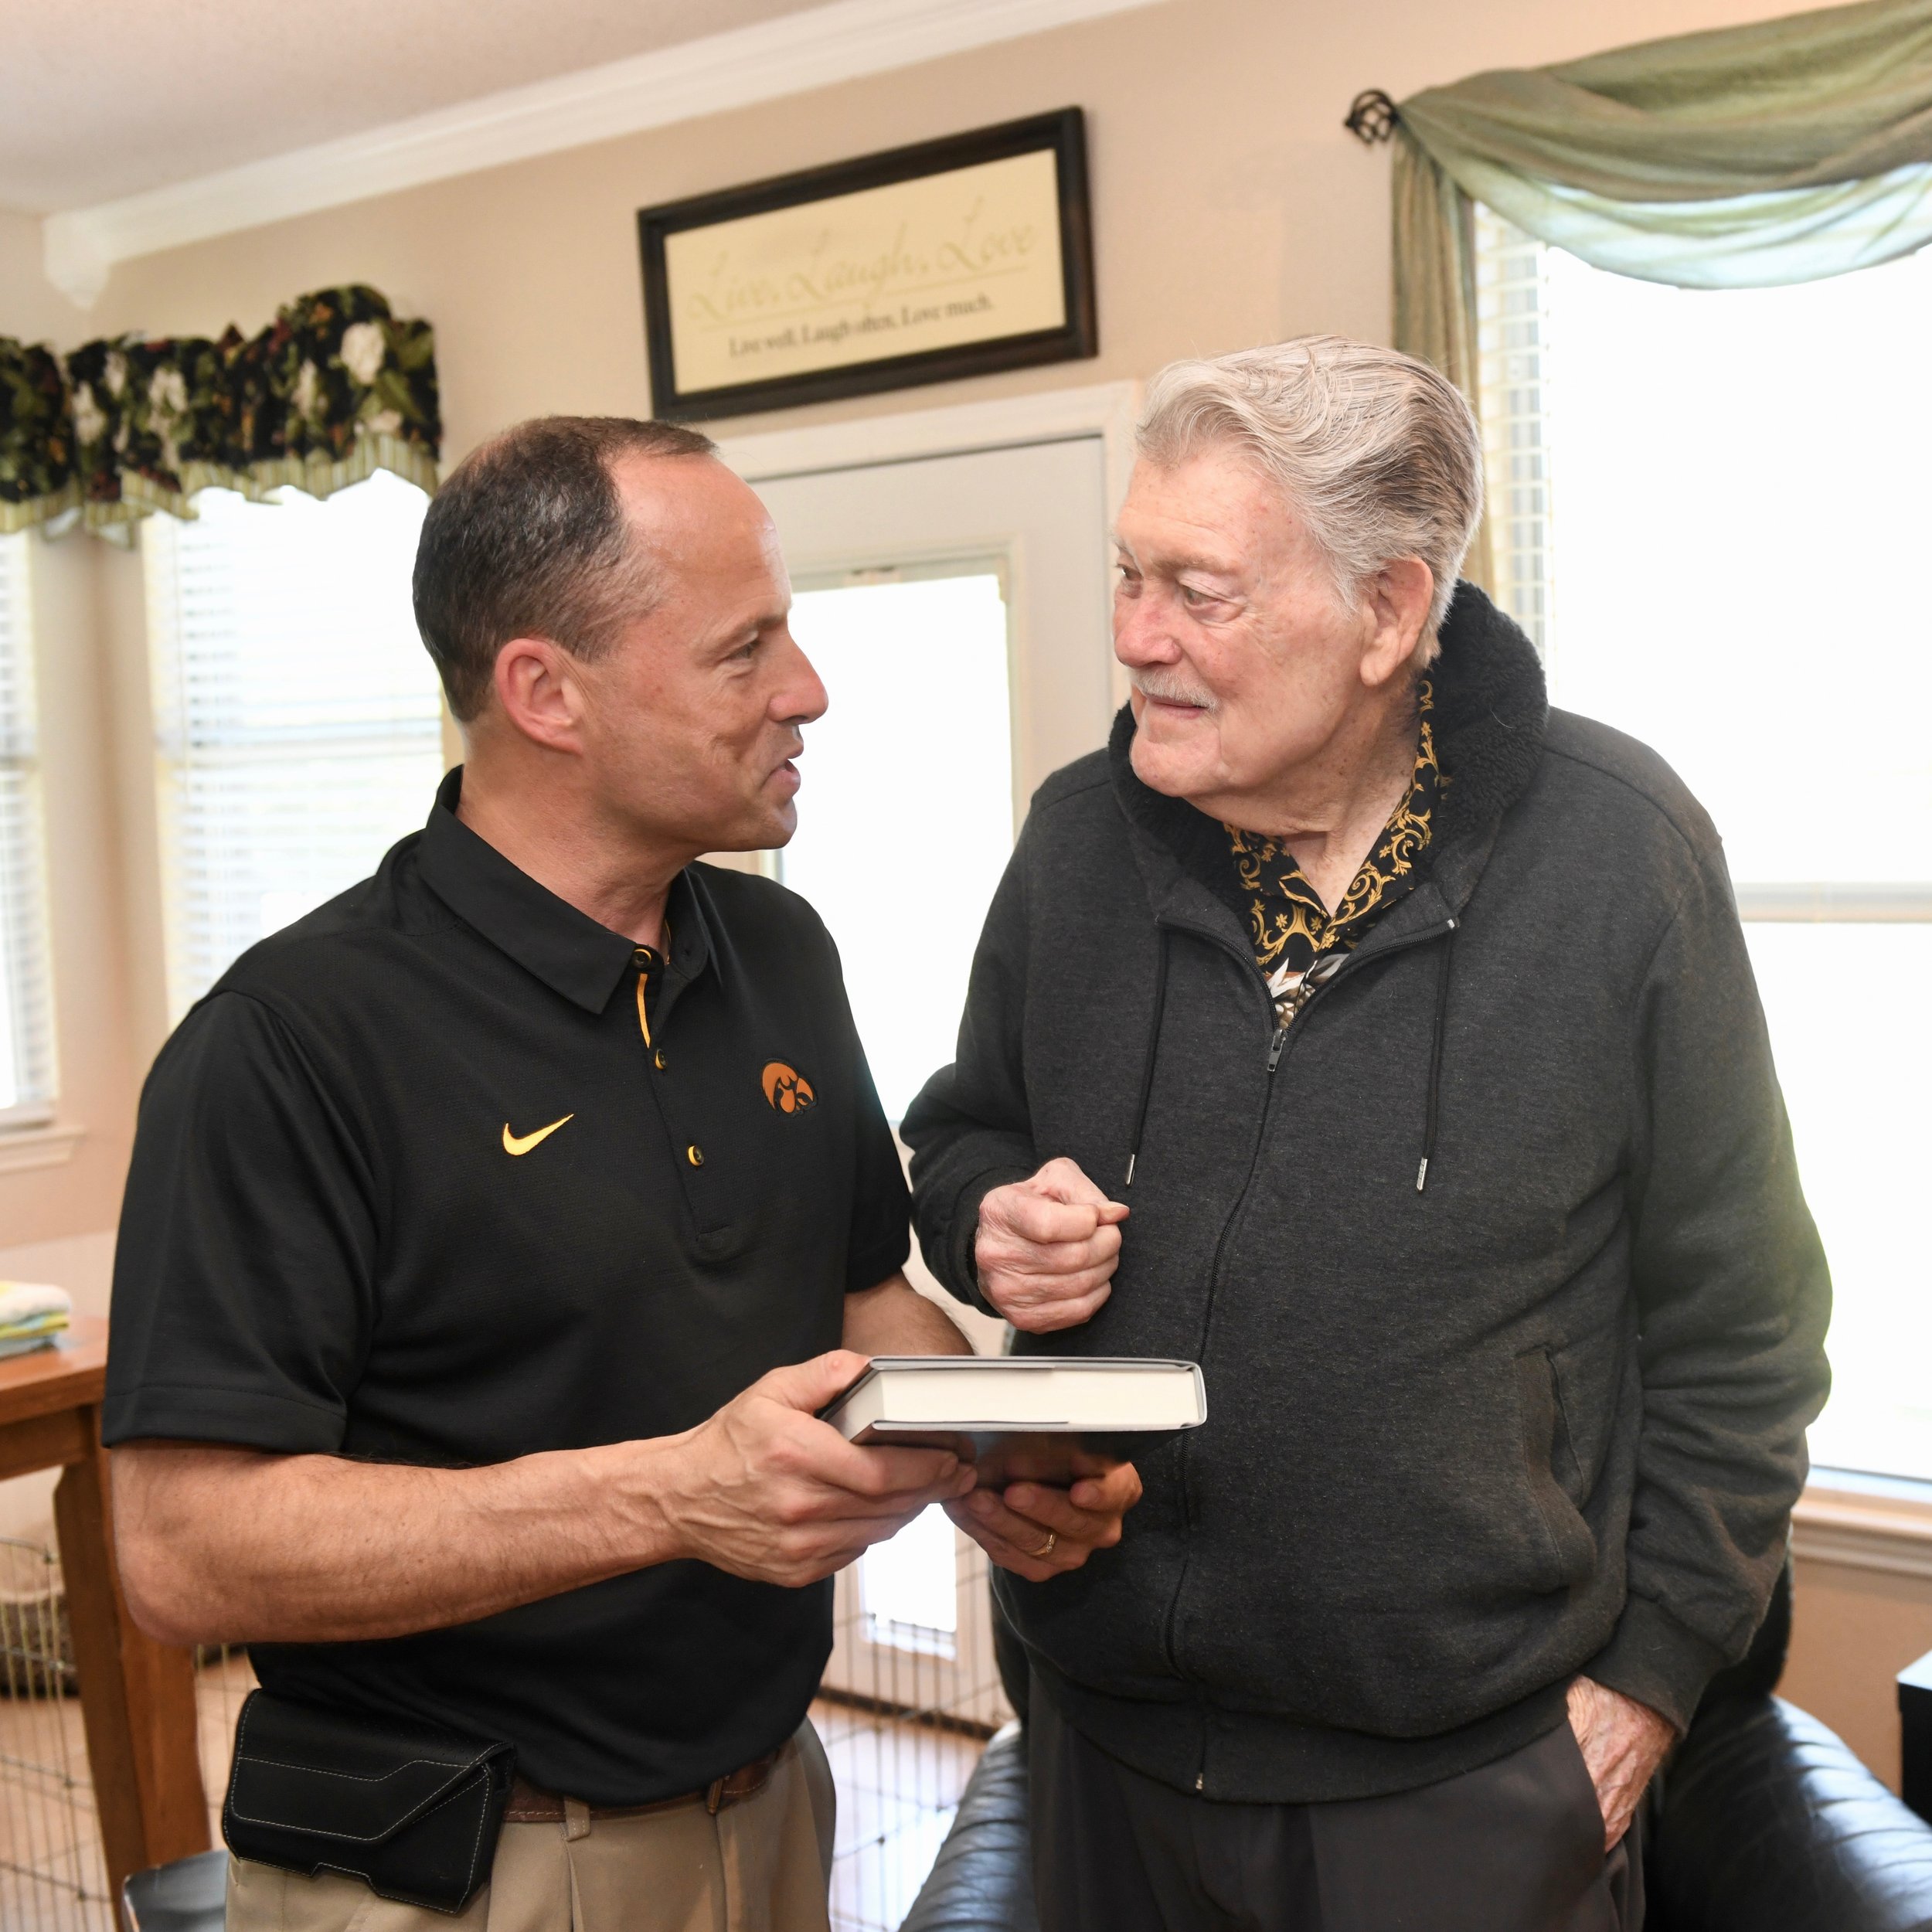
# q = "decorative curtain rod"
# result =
<box><xmin>1345</xmin><ymin>90</ymin><xmax>1400</xmax><ymax>145</ymax></box>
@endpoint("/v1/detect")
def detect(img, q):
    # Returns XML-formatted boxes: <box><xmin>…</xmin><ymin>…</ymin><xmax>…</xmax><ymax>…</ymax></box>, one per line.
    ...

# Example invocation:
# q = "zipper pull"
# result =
<box><xmin>1265</xmin><ymin>1024</ymin><xmax>1288</xmax><ymax>1073</ymax></box>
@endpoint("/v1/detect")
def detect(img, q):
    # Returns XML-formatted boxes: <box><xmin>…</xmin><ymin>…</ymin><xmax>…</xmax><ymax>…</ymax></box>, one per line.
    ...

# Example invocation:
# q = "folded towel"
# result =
<box><xmin>0</xmin><ymin>1282</ymin><xmax>71</xmax><ymax>1356</ymax></box>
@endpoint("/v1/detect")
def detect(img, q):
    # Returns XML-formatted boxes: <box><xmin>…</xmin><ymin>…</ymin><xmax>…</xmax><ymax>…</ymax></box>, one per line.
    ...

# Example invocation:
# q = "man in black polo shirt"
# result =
<box><xmin>104</xmin><ymin>417</ymin><xmax>1139</xmax><ymax>1932</ymax></box>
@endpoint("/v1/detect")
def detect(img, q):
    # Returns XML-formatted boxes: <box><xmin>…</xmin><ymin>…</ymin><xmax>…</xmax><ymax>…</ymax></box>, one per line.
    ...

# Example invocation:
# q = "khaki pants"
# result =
<box><xmin>225</xmin><ymin>1721</ymin><xmax>835</xmax><ymax>1932</ymax></box>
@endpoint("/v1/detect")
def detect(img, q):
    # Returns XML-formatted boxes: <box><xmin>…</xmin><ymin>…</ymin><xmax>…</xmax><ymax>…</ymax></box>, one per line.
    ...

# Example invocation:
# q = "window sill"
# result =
<box><xmin>0</xmin><ymin>1123</ymin><xmax>86</xmax><ymax>1176</ymax></box>
<box><xmin>1794</xmin><ymin>1472</ymin><xmax>1932</xmax><ymax>1581</ymax></box>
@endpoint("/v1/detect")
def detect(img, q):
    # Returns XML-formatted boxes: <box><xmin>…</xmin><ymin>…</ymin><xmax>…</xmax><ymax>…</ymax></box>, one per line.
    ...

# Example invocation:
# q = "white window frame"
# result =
<box><xmin>0</xmin><ymin>530</ymin><xmax>60</xmax><ymax>1134</ymax></box>
<box><xmin>1473</xmin><ymin>209</ymin><xmax>1932</xmax><ymax>1518</ymax></box>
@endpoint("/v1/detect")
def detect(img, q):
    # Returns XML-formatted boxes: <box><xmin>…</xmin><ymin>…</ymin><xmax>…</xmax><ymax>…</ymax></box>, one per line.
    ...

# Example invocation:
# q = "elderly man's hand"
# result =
<box><xmin>948</xmin><ymin>1463</ymin><xmax>1144</xmax><ymax>1582</ymax></box>
<box><xmin>1566</xmin><ymin>1676</ymin><xmax>1677</xmax><ymax>1851</ymax></box>
<box><xmin>976</xmin><ymin>1158</ymin><xmax>1129</xmax><ymax>1332</ymax></box>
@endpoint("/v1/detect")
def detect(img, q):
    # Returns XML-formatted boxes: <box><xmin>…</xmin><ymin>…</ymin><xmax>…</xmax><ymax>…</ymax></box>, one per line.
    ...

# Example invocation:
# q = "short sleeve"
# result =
<box><xmin>103</xmin><ymin>992</ymin><xmax>379</xmax><ymax>1452</ymax></box>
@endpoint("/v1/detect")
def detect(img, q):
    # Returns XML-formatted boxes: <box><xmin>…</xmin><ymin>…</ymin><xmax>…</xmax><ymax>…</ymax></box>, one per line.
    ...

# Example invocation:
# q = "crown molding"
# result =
<box><xmin>41</xmin><ymin>0</ymin><xmax>1165</xmax><ymax>308</ymax></box>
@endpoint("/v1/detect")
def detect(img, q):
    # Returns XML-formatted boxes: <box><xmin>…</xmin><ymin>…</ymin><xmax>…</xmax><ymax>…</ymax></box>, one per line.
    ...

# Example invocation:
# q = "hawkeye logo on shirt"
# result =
<box><xmin>760</xmin><ymin>1063</ymin><xmax>815</xmax><ymax>1114</ymax></box>
<box><xmin>502</xmin><ymin>1114</ymin><xmax>573</xmax><ymax>1155</ymax></box>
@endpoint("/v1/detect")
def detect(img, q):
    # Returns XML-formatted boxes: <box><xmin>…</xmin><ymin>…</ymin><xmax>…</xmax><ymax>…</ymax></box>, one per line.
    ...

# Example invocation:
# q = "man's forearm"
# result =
<box><xmin>112</xmin><ymin>1434</ymin><xmax>684</xmax><ymax>1648</ymax></box>
<box><xmin>842</xmin><ymin>1273</ymin><xmax>974</xmax><ymax>1356</ymax></box>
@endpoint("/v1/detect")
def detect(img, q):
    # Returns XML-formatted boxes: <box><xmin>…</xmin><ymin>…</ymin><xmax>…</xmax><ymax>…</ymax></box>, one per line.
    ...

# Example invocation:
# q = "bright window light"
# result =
<box><xmin>143</xmin><ymin>472</ymin><xmax>444</xmax><ymax>1018</ymax></box>
<box><xmin>1479</xmin><ymin>220</ymin><xmax>1932</xmax><ymax>1484</ymax></box>
<box><xmin>1536</xmin><ymin>243</ymin><xmax>1932</xmax><ymax>886</ymax></box>
<box><xmin>860</xmin><ymin>1504</ymin><xmax>959</xmax><ymax>1655</ymax></box>
<box><xmin>779</xmin><ymin>567</ymin><xmax>1014</xmax><ymax>1121</ymax></box>
<box><xmin>0</xmin><ymin>532</ymin><xmax>56</xmax><ymax>1125</ymax></box>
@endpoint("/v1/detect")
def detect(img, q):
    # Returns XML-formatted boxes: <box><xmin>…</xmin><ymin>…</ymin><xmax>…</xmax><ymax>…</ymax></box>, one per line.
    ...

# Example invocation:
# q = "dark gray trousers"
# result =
<box><xmin>1029</xmin><ymin>1690</ymin><xmax>1642</xmax><ymax>1932</ymax></box>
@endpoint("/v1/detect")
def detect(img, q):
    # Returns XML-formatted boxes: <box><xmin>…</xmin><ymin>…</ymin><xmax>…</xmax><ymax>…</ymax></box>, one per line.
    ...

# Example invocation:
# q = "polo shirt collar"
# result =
<box><xmin>417</xmin><ymin>767</ymin><xmax>714</xmax><ymax>1015</ymax></box>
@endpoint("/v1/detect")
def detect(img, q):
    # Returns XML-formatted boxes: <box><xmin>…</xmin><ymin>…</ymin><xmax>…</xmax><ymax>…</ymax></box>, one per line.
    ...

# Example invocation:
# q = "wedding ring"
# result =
<box><xmin>1034</xmin><ymin>1530</ymin><xmax>1058</xmax><ymax>1559</ymax></box>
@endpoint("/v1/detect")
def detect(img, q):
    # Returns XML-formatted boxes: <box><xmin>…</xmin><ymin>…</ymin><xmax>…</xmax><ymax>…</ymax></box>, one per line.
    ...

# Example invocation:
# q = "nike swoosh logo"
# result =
<box><xmin>502</xmin><ymin>1114</ymin><xmax>574</xmax><ymax>1156</ymax></box>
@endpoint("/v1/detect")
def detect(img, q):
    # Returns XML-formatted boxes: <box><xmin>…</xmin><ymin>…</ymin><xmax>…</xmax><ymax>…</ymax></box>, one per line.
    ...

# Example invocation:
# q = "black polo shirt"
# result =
<box><xmin>104</xmin><ymin>768</ymin><xmax>910</xmax><ymax>1804</ymax></box>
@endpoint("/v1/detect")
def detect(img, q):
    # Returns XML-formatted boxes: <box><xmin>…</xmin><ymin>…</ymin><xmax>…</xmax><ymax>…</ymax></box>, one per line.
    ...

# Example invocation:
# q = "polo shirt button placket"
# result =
<box><xmin>633</xmin><ymin>941</ymin><xmax>725</xmax><ymax>1239</ymax></box>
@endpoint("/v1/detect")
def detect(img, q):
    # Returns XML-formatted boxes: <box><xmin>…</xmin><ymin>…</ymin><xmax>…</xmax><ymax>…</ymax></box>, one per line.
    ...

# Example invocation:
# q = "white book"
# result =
<box><xmin>821</xmin><ymin>1355</ymin><xmax>1206</xmax><ymax>1485</ymax></box>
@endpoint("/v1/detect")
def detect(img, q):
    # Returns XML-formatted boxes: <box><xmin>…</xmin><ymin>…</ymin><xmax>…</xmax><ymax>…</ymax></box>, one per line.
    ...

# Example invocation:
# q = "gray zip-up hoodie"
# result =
<box><xmin>903</xmin><ymin>584</ymin><xmax>1830</xmax><ymax>1804</ymax></box>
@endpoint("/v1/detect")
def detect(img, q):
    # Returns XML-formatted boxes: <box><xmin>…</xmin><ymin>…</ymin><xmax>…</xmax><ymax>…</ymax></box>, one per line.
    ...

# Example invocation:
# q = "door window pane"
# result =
<box><xmin>780</xmin><ymin>567</ymin><xmax>1013</xmax><ymax>1121</ymax></box>
<box><xmin>859</xmin><ymin>1505</ymin><xmax>958</xmax><ymax>1657</ymax></box>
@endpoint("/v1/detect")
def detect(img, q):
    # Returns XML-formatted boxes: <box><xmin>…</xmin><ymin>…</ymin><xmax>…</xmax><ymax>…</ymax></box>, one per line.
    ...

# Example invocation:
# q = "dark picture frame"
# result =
<box><xmin>637</xmin><ymin>108</ymin><xmax>1097</xmax><ymax>422</ymax></box>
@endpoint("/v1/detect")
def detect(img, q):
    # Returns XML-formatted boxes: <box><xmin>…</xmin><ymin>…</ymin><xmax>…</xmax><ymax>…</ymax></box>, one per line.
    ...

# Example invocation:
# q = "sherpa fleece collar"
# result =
<box><xmin>1108</xmin><ymin>580</ymin><xmax>1549</xmax><ymax>911</ymax></box>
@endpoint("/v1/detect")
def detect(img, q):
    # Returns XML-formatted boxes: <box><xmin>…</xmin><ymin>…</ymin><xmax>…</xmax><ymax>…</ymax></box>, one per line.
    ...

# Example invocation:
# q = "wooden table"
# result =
<box><xmin>0</xmin><ymin>1316</ymin><xmax>210</xmax><ymax>1902</ymax></box>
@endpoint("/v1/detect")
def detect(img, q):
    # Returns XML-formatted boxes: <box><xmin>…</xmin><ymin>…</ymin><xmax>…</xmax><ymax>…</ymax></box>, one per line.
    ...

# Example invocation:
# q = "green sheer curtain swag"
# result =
<box><xmin>1388</xmin><ymin>0</ymin><xmax>1932</xmax><ymax>595</ymax></box>
<box><xmin>0</xmin><ymin>285</ymin><xmax>440</xmax><ymax>539</ymax></box>
<box><xmin>1397</xmin><ymin>0</ymin><xmax>1932</xmax><ymax>294</ymax></box>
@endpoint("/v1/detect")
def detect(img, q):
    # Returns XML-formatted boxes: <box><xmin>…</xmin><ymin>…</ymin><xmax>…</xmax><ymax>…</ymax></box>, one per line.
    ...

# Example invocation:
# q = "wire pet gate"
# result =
<box><xmin>0</xmin><ymin>1535</ymin><xmax>254</xmax><ymax>1932</ymax></box>
<box><xmin>0</xmin><ymin>1535</ymin><xmax>109</xmax><ymax>1932</ymax></box>
<box><xmin>821</xmin><ymin>1518</ymin><xmax>1013</xmax><ymax>1932</ymax></box>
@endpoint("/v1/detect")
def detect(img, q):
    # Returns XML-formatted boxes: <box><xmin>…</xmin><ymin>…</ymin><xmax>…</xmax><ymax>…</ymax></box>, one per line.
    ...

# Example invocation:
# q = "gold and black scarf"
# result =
<box><xmin>1227</xmin><ymin>682</ymin><xmax>1444</xmax><ymax>1022</ymax></box>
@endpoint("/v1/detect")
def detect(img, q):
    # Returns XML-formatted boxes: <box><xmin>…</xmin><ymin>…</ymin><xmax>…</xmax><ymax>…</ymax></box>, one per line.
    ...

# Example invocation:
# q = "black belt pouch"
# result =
<box><xmin>223</xmin><ymin>1689</ymin><xmax>515</xmax><ymax>1914</ymax></box>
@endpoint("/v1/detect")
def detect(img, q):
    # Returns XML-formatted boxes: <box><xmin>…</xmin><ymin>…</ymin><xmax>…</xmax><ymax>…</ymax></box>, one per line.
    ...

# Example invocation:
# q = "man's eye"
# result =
<box><xmin>1180</xmin><ymin>584</ymin><xmax>1211</xmax><ymax>607</ymax></box>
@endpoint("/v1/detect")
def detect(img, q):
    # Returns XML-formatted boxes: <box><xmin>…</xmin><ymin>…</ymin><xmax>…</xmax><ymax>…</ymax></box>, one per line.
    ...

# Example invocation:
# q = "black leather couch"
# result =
<box><xmin>900</xmin><ymin>1569</ymin><xmax>1932</xmax><ymax>1932</ymax></box>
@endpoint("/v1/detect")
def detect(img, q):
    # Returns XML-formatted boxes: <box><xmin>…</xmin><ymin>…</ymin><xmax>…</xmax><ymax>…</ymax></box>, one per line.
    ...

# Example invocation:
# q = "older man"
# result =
<box><xmin>104</xmin><ymin>417</ymin><xmax>1137</xmax><ymax>1932</ymax></box>
<box><xmin>905</xmin><ymin>338</ymin><xmax>1830</xmax><ymax>1932</ymax></box>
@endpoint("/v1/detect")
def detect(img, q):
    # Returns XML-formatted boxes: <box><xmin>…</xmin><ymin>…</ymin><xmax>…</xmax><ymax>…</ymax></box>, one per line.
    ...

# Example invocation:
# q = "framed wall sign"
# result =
<box><xmin>637</xmin><ymin>109</ymin><xmax>1097</xmax><ymax>422</ymax></box>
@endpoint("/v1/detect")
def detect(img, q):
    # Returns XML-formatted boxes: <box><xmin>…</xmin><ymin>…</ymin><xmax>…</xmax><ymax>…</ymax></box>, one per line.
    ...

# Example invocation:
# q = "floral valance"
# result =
<box><xmin>0</xmin><ymin>284</ymin><xmax>440</xmax><ymax>539</ymax></box>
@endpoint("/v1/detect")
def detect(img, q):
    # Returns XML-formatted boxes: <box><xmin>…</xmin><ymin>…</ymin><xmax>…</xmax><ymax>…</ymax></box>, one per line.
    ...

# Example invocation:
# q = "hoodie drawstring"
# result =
<box><xmin>1124</xmin><ymin>917</ymin><xmax>1457</xmax><ymax>1194</ymax></box>
<box><xmin>1416</xmin><ymin>922</ymin><xmax>1458</xmax><ymax>1193</ymax></box>
<box><xmin>1123</xmin><ymin>929</ymin><xmax>1172</xmax><ymax>1189</ymax></box>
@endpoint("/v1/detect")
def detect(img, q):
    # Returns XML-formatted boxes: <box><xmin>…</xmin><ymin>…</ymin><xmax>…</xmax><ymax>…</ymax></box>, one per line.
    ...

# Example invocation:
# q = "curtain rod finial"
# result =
<box><xmin>1345</xmin><ymin>90</ymin><xmax>1398</xmax><ymax>145</ymax></box>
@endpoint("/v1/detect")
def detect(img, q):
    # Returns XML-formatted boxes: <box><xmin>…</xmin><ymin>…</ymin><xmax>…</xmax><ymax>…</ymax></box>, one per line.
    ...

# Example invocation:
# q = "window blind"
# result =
<box><xmin>1474</xmin><ymin>203</ymin><xmax>1555</xmax><ymax>658</ymax></box>
<box><xmin>142</xmin><ymin>472</ymin><xmax>444</xmax><ymax>1019</ymax></box>
<box><xmin>0</xmin><ymin>532</ymin><xmax>57</xmax><ymax>1125</ymax></box>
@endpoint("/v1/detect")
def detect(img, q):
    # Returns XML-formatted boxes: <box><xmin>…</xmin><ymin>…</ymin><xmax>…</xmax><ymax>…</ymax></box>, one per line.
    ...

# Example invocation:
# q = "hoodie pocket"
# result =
<box><xmin>1515</xmin><ymin>1347</ymin><xmax>1597</xmax><ymax>1592</ymax></box>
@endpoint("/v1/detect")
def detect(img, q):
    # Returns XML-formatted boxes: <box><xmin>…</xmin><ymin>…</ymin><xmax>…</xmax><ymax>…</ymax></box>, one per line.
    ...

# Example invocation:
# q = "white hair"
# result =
<box><xmin>1134</xmin><ymin>335</ymin><xmax>1484</xmax><ymax>664</ymax></box>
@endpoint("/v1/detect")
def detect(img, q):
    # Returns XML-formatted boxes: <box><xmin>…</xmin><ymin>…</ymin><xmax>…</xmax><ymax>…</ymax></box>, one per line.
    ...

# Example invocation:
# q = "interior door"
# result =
<box><xmin>752</xmin><ymin>435</ymin><xmax>1114</xmax><ymax>1718</ymax></box>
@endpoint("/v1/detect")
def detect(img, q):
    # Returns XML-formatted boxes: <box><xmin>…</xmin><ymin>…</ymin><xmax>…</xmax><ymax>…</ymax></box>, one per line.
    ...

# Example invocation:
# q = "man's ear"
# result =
<box><xmin>1360</xmin><ymin>558</ymin><xmax>1435</xmax><ymax>689</ymax></box>
<box><xmin>492</xmin><ymin>636</ymin><xmax>585</xmax><ymax>753</ymax></box>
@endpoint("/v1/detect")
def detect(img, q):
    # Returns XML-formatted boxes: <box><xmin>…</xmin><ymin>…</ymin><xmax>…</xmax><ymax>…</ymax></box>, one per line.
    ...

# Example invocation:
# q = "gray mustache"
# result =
<box><xmin>1131</xmin><ymin>672</ymin><xmax>1219</xmax><ymax>710</ymax></box>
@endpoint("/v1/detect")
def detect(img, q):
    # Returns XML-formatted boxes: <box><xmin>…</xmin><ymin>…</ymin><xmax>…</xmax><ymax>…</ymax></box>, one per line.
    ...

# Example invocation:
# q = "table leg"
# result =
<box><xmin>55</xmin><ymin>1432</ymin><xmax>210</xmax><ymax>1906</ymax></box>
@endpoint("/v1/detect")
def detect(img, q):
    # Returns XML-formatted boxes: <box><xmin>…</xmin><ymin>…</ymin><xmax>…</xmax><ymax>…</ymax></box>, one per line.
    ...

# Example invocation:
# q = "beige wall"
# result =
<box><xmin>2</xmin><ymin>0</ymin><xmax>1928</xmax><ymax>1791</ymax></box>
<box><xmin>0</xmin><ymin>207</ymin><xmax>89</xmax><ymax>344</ymax></box>
<box><xmin>75</xmin><ymin>0</ymin><xmax>1788</xmax><ymax>454</ymax></box>
<box><xmin>1785</xmin><ymin>1549</ymin><xmax>1932</xmax><ymax>1791</ymax></box>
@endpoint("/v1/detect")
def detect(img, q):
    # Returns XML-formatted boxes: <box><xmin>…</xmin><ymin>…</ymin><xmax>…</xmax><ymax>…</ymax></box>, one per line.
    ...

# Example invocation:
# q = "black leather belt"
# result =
<box><xmin>505</xmin><ymin>1747</ymin><xmax>782</xmax><ymax>1824</ymax></box>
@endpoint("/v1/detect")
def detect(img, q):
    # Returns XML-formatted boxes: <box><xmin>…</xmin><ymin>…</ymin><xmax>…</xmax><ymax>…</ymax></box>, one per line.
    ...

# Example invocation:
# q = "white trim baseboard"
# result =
<box><xmin>1794</xmin><ymin>1483</ymin><xmax>1932</xmax><ymax>1583</ymax></box>
<box><xmin>0</xmin><ymin>1124</ymin><xmax>85</xmax><ymax>1176</ymax></box>
<box><xmin>42</xmin><ymin>0</ymin><xmax>1168</xmax><ymax>305</ymax></box>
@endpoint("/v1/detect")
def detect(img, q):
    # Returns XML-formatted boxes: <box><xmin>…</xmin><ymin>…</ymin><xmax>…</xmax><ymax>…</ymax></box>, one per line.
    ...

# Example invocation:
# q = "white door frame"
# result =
<box><xmin>716</xmin><ymin>379</ymin><xmax>1141</xmax><ymax>710</ymax></box>
<box><xmin>726</xmin><ymin>385</ymin><xmax>1141</xmax><ymax>1720</ymax></box>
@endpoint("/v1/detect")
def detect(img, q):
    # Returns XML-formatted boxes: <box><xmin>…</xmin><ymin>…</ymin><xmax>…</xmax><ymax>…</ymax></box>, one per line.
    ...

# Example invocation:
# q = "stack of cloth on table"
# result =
<box><xmin>0</xmin><ymin>1282</ymin><xmax>71</xmax><ymax>1358</ymax></box>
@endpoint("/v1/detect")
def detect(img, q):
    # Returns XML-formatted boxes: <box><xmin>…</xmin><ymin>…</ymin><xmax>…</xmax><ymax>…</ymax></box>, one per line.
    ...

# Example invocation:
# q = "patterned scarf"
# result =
<box><xmin>1228</xmin><ymin>682</ymin><xmax>1444</xmax><ymax>1023</ymax></box>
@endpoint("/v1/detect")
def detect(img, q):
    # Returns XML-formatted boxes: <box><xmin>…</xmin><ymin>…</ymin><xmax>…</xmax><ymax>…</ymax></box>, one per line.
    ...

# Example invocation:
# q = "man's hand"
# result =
<box><xmin>977</xmin><ymin>1158</ymin><xmax>1130</xmax><ymax>1332</ymax></box>
<box><xmin>947</xmin><ymin>1464</ymin><xmax>1144</xmax><ymax>1582</ymax></box>
<box><xmin>1566</xmin><ymin>1676</ymin><xmax>1677</xmax><ymax>1851</ymax></box>
<box><xmin>665</xmin><ymin>1350</ymin><xmax>977</xmax><ymax>1588</ymax></box>
<box><xmin>111</xmin><ymin>1349</ymin><xmax>975</xmax><ymax>1649</ymax></box>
